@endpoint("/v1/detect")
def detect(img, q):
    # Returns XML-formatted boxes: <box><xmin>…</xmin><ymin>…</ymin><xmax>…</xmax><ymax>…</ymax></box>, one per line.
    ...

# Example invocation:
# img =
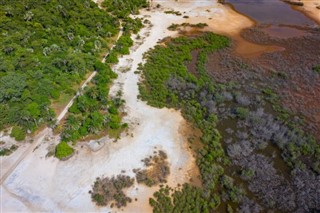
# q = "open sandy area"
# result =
<box><xmin>1</xmin><ymin>1</ymin><xmax>256</xmax><ymax>212</ymax></box>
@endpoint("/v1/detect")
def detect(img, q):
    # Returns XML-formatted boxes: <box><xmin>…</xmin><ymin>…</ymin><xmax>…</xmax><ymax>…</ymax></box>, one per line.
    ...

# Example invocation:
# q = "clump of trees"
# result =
<box><xmin>105</xmin><ymin>17</ymin><xmax>143</xmax><ymax>64</ymax></box>
<box><xmin>150</xmin><ymin>184</ymin><xmax>217</xmax><ymax>213</ymax></box>
<box><xmin>102</xmin><ymin>0</ymin><xmax>148</xmax><ymax>18</ymax></box>
<box><xmin>105</xmin><ymin>35</ymin><xmax>134</xmax><ymax>63</ymax></box>
<box><xmin>59</xmin><ymin>62</ymin><xmax>123</xmax><ymax>143</ymax></box>
<box><xmin>164</xmin><ymin>10</ymin><xmax>182</xmax><ymax>16</ymax></box>
<box><xmin>90</xmin><ymin>175</ymin><xmax>135</xmax><ymax>208</ymax></box>
<box><xmin>167</xmin><ymin>22</ymin><xmax>208</xmax><ymax>31</ymax></box>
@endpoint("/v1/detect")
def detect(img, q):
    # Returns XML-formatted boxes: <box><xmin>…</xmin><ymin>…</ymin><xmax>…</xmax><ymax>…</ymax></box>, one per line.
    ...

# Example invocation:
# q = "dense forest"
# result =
<box><xmin>0</xmin><ymin>0</ymin><xmax>119</xmax><ymax>139</ymax></box>
<box><xmin>139</xmin><ymin>33</ymin><xmax>320</xmax><ymax>212</ymax></box>
<box><xmin>0</xmin><ymin>0</ymin><xmax>147</xmax><ymax>148</ymax></box>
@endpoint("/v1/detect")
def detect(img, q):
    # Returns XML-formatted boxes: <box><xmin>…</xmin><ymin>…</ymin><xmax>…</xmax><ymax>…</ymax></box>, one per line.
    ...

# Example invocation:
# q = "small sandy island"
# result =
<box><xmin>1</xmin><ymin>0</ymin><xmax>257</xmax><ymax>212</ymax></box>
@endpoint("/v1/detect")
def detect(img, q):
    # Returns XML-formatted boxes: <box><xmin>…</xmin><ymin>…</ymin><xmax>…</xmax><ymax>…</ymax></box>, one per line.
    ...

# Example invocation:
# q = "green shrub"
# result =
<box><xmin>235</xmin><ymin>107</ymin><xmax>249</xmax><ymax>119</ymax></box>
<box><xmin>92</xmin><ymin>194</ymin><xmax>105</xmax><ymax>206</ymax></box>
<box><xmin>102</xmin><ymin>0</ymin><xmax>148</xmax><ymax>18</ymax></box>
<box><xmin>105</xmin><ymin>51</ymin><xmax>119</xmax><ymax>64</ymax></box>
<box><xmin>10</xmin><ymin>126</ymin><xmax>26</xmax><ymax>141</ymax></box>
<box><xmin>0</xmin><ymin>145</ymin><xmax>18</xmax><ymax>156</ymax></box>
<box><xmin>312</xmin><ymin>65</ymin><xmax>320</xmax><ymax>73</ymax></box>
<box><xmin>55</xmin><ymin>142</ymin><xmax>74</xmax><ymax>160</ymax></box>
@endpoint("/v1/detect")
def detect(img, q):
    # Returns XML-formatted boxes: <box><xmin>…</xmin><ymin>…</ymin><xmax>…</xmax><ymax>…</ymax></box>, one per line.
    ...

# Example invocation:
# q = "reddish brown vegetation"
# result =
<box><xmin>206</xmin><ymin>28</ymin><xmax>320</xmax><ymax>139</ymax></box>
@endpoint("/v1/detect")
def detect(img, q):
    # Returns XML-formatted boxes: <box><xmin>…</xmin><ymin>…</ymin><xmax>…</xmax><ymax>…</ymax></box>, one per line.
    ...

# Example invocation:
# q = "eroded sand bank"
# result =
<box><xmin>296</xmin><ymin>0</ymin><xmax>320</xmax><ymax>24</ymax></box>
<box><xmin>1</xmin><ymin>1</ymin><xmax>256</xmax><ymax>212</ymax></box>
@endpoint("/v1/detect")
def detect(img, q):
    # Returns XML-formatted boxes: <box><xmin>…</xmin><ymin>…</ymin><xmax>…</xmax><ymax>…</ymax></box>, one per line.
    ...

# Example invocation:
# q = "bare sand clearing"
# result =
<box><xmin>1</xmin><ymin>1</ymin><xmax>256</xmax><ymax>212</ymax></box>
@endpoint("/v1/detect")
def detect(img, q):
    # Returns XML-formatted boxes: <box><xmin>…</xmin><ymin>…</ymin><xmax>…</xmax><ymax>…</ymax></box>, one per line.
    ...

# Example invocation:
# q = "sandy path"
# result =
<box><xmin>1</xmin><ymin>1</ymin><xmax>256</xmax><ymax>212</ymax></box>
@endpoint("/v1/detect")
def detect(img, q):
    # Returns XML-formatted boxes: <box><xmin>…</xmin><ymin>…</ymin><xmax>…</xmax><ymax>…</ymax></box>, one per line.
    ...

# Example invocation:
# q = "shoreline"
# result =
<box><xmin>292</xmin><ymin>0</ymin><xmax>320</xmax><ymax>24</ymax></box>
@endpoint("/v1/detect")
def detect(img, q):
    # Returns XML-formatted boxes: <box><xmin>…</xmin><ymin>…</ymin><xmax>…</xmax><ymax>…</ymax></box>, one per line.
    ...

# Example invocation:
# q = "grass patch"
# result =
<box><xmin>10</xmin><ymin>126</ymin><xmax>26</xmax><ymax>141</ymax></box>
<box><xmin>55</xmin><ymin>141</ymin><xmax>74</xmax><ymax>160</ymax></box>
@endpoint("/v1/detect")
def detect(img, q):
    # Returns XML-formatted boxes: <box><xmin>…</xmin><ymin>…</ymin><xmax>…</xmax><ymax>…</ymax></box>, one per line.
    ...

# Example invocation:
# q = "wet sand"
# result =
<box><xmin>297</xmin><ymin>0</ymin><xmax>320</xmax><ymax>24</ymax></box>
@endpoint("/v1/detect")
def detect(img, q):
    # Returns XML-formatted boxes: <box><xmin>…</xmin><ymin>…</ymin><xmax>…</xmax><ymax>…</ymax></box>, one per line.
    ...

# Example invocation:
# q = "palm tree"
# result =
<box><xmin>94</xmin><ymin>40</ymin><xmax>102</xmax><ymax>50</ymax></box>
<box><xmin>67</xmin><ymin>33</ymin><xmax>74</xmax><ymax>41</ymax></box>
<box><xmin>96</xmin><ymin>22</ymin><xmax>102</xmax><ymax>31</ymax></box>
<box><xmin>103</xmin><ymin>115</ymin><xmax>110</xmax><ymax>126</ymax></box>
<box><xmin>24</xmin><ymin>11</ymin><xmax>34</xmax><ymax>22</ymax></box>
<box><xmin>65</xmin><ymin>115</ymin><xmax>80</xmax><ymax>131</ymax></box>
<box><xmin>88</xmin><ymin>88</ymin><xmax>99</xmax><ymax>99</ymax></box>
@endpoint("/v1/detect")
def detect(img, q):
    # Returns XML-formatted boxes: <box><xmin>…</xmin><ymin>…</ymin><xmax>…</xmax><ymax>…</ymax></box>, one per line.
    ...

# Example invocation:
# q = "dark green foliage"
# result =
<box><xmin>235</xmin><ymin>107</ymin><xmax>249</xmax><ymax>119</ymax></box>
<box><xmin>0</xmin><ymin>0</ymin><xmax>119</xmax><ymax>134</ymax></box>
<box><xmin>55</xmin><ymin>141</ymin><xmax>74</xmax><ymax>160</ymax></box>
<box><xmin>123</xmin><ymin>17</ymin><xmax>144</xmax><ymax>34</ymax></box>
<box><xmin>167</xmin><ymin>24</ymin><xmax>179</xmax><ymax>31</ymax></box>
<box><xmin>115</xmin><ymin>35</ymin><xmax>133</xmax><ymax>55</ymax></box>
<box><xmin>150</xmin><ymin>184</ymin><xmax>218</xmax><ymax>213</ymax></box>
<box><xmin>102</xmin><ymin>0</ymin><xmax>148</xmax><ymax>18</ymax></box>
<box><xmin>105</xmin><ymin>33</ymin><xmax>139</xmax><ymax>64</ymax></box>
<box><xmin>312</xmin><ymin>65</ymin><xmax>320</xmax><ymax>73</ymax></box>
<box><xmin>164</xmin><ymin>10</ymin><xmax>182</xmax><ymax>16</ymax></box>
<box><xmin>168</xmin><ymin>23</ymin><xmax>208</xmax><ymax>31</ymax></box>
<box><xmin>105</xmin><ymin>51</ymin><xmax>119</xmax><ymax>64</ymax></box>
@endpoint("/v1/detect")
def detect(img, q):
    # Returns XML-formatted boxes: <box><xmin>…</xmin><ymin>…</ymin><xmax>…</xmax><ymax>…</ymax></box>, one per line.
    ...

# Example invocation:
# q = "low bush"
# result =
<box><xmin>55</xmin><ymin>142</ymin><xmax>74</xmax><ymax>160</ymax></box>
<box><xmin>10</xmin><ymin>126</ymin><xmax>26</xmax><ymax>141</ymax></box>
<box><xmin>0</xmin><ymin>145</ymin><xmax>18</xmax><ymax>156</ymax></box>
<box><xmin>312</xmin><ymin>65</ymin><xmax>320</xmax><ymax>73</ymax></box>
<box><xmin>90</xmin><ymin>174</ymin><xmax>134</xmax><ymax>208</ymax></box>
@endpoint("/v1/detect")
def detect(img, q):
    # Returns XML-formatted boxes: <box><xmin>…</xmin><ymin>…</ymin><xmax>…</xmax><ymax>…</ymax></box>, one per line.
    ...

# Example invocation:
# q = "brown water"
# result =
<box><xmin>233</xmin><ymin>34</ymin><xmax>285</xmax><ymax>57</ymax></box>
<box><xmin>226</xmin><ymin>0</ymin><xmax>317</xmax><ymax>38</ymax></box>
